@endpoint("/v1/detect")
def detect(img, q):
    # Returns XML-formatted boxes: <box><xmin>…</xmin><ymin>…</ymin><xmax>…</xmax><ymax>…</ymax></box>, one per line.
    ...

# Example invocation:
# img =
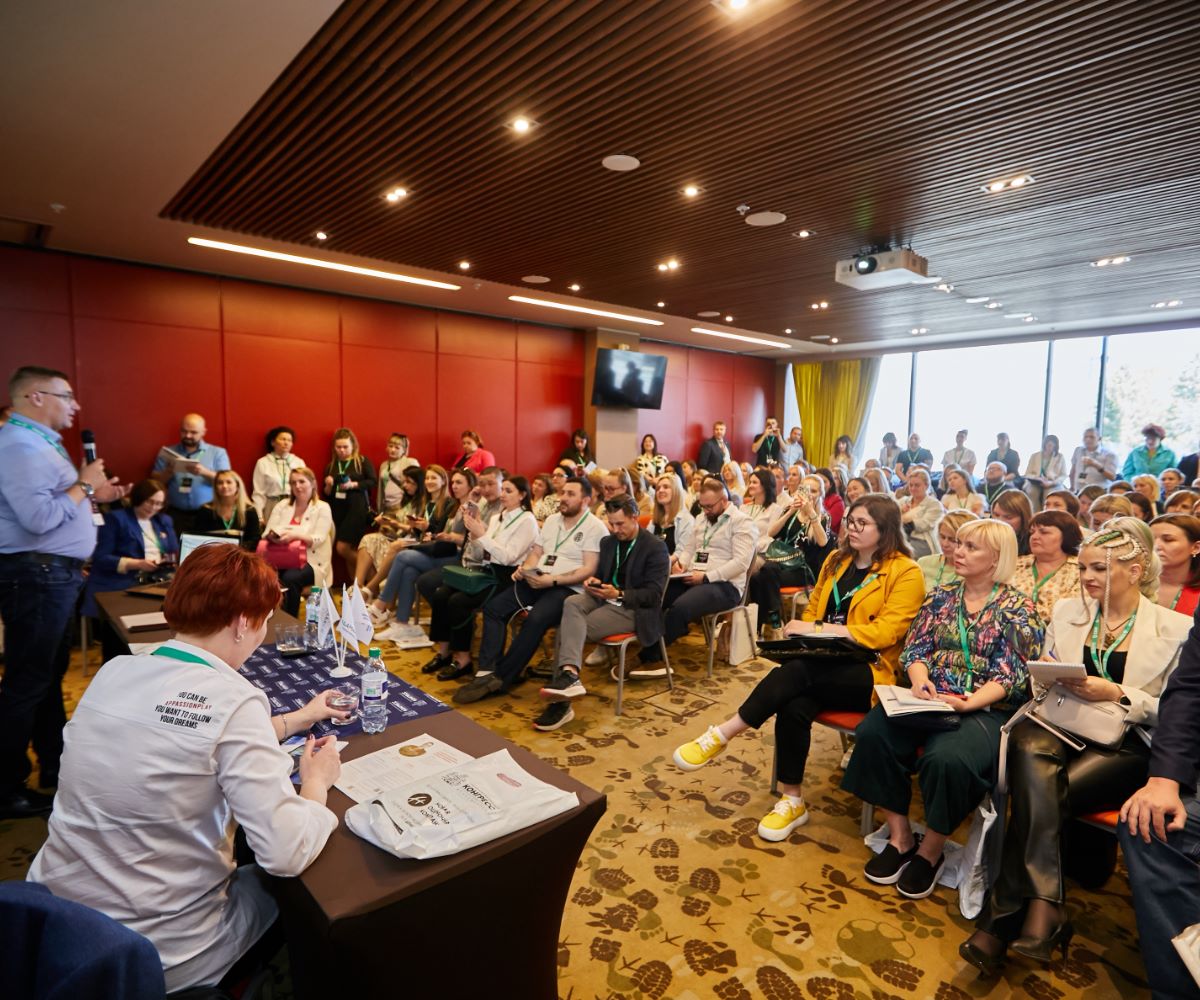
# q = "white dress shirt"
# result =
<box><xmin>474</xmin><ymin>507</ymin><xmax>541</xmax><ymax>568</ymax></box>
<box><xmin>676</xmin><ymin>504</ymin><xmax>759</xmax><ymax>595</ymax></box>
<box><xmin>251</xmin><ymin>453</ymin><xmax>305</xmax><ymax>517</ymax></box>
<box><xmin>1069</xmin><ymin>444</ymin><xmax>1118</xmax><ymax>489</ymax></box>
<box><xmin>28</xmin><ymin>640</ymin><xmax>337</xmax><ymax>990</ymax></box>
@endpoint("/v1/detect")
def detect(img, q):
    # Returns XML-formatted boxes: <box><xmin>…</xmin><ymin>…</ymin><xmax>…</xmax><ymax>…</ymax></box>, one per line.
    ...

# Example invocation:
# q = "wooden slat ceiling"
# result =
<box><xmin>162</xmin><ymin>0</ymin><xmax>1200</xmax><ymax>348</ymax></box>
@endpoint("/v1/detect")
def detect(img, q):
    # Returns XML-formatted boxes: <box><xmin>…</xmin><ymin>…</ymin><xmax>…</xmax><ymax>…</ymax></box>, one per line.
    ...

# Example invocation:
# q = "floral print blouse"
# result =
<box><xmin>1009</xmin><ymin>554</ymin><xmax>1081</xmax><ymax>626</ymax></box>
<box><xmin>900</xmin><ymin>582</ymin><xmax>1043</xmax><ymax>706</ymax></box>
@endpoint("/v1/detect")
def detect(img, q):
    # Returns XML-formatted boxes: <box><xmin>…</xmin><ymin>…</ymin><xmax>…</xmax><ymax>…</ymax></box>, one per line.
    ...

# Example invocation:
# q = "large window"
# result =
<box><xmin>858</xmin><ymin>352</ymin><xmax>912</xmax><ymax>466</ymax></box>
<box><xmin>1104</xmin><ymin>330</ymin><xmax>1200</xmax><ymax>462</ymax></box>
<box><xmin>910</xmin><ymin>341</ymin><xmax>1049</xmax><ymax>467</ymax></box>
<box><xmin>1045</xmin><ymin>336</ymin><xmax>1105</xmax><ymax>453</ymax></box>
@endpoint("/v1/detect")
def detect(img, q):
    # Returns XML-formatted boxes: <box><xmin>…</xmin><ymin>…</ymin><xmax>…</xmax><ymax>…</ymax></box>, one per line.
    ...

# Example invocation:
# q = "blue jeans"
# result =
<box><xmin>0</xmin><ymin>557</ymin><xmax>84</xmax><ymax>792</ymax></box>
<box><xmin>1119</xmin><ymin>793</ymin><xmax>1200</xmax><ymax>999</ymax></box>
<box><xmin>380</xmin><ymin>550</ymin><xmax>457</xmax><ymax>620</ymax></box>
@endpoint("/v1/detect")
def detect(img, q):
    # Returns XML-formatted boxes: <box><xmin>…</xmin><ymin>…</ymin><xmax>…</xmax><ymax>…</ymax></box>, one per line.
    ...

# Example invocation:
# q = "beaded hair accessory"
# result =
<box><xmin>1088</xmin><ymin>525</ymin><xmax>1147</xmax><ymax>621</ymax></box>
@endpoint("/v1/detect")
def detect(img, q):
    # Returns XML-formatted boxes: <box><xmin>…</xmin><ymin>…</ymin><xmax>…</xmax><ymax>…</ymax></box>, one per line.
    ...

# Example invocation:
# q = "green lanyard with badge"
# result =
<box><xmin>152</xmin><ymin>646</ymin><xmax>213</xmax><ymax>667</ymax></box>
<box><xmin>955</xmin><ymin>583</ymin><xmax>999</xmax><ymax>693</ymax></box>
<box><xmin>1088</xmin><ymin>608</ymin><xmax>1136</xmax><ymax>681</ymax></box>
<box><xmin>1029</xmin><ymin>561</ymin><xmax>1062</xmax><ymax>604</ymax></box>
<box><xmin>8</xmin><ymin>414</ymin><xmax>71</xmax><ymax>461</ymax></box>
<box><xmin>611</xmin><ymin>537</ymin><xmax>635</xmax><ymax>586</ymax></box>
<box><xmin>829</xmin><ymin>566</ymin><xmax>878</xmax><ymax>618</ymax></box>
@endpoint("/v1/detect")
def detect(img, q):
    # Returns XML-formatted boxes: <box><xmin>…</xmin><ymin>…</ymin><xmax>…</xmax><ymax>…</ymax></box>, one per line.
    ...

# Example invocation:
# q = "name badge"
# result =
<box><xmin>482</xmin><ymin>550</ymin><xmax>492</xmax><ymax>562</ymax></box>
<box><xmin>543</xmin><ymin>554</ymin><xmax>557</xmax><ymax>567</ymax></box>
<box><xmin>335</xmin><ymin>491</ymin><xmax>347</xmax><ymax>500</ymax></box>
<box><xmin>695</xmin><ymin>551</ymin><xmax>710</xmax><ymax>565</ymax></box>
<box><xmin>178</xmin><ymin>476</ymin><xmax>193</xmax><ymax>494</ymax></box>
<box><xmin>92</xmin><ymin>510</ymin><xmax>105</xmax><ymax>526</ymax></box>
<box><xmin>825</xmin><ymin>612</ymin><xmax>848</xmax><ymax>626</ymax></box>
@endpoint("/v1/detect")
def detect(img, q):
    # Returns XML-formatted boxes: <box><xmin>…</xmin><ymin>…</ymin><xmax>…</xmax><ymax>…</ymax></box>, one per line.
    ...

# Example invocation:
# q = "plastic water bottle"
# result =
<box><xmin>304</xmin><ymin>587</ymin><xmax>322</xmax><ymax>650</ymax></box>
<box><xmin>360</xmin><ymin>647</ymin><xmax>389</xmax><ymax>734</ymax></box>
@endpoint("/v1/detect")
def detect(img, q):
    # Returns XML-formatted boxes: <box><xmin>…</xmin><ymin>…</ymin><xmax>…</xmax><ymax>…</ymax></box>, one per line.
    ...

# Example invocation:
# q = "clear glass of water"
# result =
<box><xmin>329</xmin><ymin>681</ymin><xmax>359</xmax><ymax>725</ymax></box>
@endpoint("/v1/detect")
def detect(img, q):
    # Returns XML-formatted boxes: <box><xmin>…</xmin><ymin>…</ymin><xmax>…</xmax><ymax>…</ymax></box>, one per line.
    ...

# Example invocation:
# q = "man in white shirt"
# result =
<box><xmin>629</xmin><ymin>478</ymin><xmax>758</xmax><ymax>678</ymax></box>
<box><xmin>781</xmin><ymin>427</ymin><xmax>806</xmax><ymax>469</ymax></box>
<box><xmin>455</xmin><ymin>477</ymin><xmax>606</xmax><ymax>702</ymax></box>
<box><xmin>940</xmin><ymin>429</ymin><xmax>977</xmax><ymax>478</ymax></box>
<box><xmin>1069</xmin><ymin>427</ymin><xmax>1118</xmax><ymax>489</ymax></box>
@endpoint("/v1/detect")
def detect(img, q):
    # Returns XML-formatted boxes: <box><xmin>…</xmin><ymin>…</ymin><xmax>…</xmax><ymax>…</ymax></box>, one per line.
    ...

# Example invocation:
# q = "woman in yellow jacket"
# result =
<box><xmin>674</xmin><ymin>494</ymin><xmax>926</xmax><ymax>841</ymax></box>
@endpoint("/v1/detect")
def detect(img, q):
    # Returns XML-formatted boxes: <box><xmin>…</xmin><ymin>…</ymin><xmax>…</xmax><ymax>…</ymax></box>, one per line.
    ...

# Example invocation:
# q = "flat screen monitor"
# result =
<box><xmin>591</xmin><ymin>348</ymin><xmax>668</xmax><ymax>409</ymax></box>
<box><xmin>179</xmin><ymin>533</ymin><xmax>239</xmax><ymax>564</ymax></box>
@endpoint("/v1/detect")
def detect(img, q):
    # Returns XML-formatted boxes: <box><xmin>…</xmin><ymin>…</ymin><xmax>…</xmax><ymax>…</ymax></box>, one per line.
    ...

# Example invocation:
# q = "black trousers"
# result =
<box><xmin>978</xmin><ymin>723</ymin><xmax>1150</xmax><ymax>940</ymax></box>
<box><xmin>639</xmin><ymin>578</ymin><xmax>738</xmax><ymax>662</ymax></box>
<box><xmin>480</xmin><ymin>582</ymin><xmax>571</xmax><ymax>683</ymax></box>
<box><xmin>748</xmin><ymin>561</ymin><xmax>814</xmax><ymax>624</ymax></box>
<box><xmin>428</xmin><ymin>573</ymin><xmax>516</xmax><ymax>654</ymax></box>
<box><xmin>277</xmin><ymin>565</ymin><xmax>314</xmax><ymax>618</ymax></box>
<box><xmin>739</xmin><ymin>657</ymin><xmax>875</xmax><ymax>784</ymax></box>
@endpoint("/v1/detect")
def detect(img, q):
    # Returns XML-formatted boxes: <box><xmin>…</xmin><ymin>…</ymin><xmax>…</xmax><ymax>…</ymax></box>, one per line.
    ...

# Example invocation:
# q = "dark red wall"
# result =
<box><xmin>0</xmin><ymin>246</ymin><xmax>775</xmax><ymax>483</ymax></box>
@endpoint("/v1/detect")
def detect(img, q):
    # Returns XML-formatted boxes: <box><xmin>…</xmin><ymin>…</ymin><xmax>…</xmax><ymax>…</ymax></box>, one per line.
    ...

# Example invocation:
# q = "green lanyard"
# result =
<box><xmin>1029</xmin><ymin>560</ymin><xmax>1063</xmax><ymax>603</ymax></box>
<box><xmin>495</xmin><ymin>509</ymin><xmax>529</xmax><ymax>535</ymax></box>
<box><xmin>831</xmin><ymin>566</ymin><xmax>878</xmax><ymax>612</ymax></box>
<box><xmin>551</xmin><ymin>512</ymin><xmax>590</xmax><ymax>554</ymax></box>
<box><xmin>700</xmin><ymin>513</ymin><xmax>729</xmax><ymax>550</ymax></box>
<box><xmin>220</xmin><ymin>512</ymin><xmax>235</xmax><ymax>531</ymax></box>
<box><xmin>955</xmin><ymin>583</ymin><xmax>1000</xmax><ymax>694</ymax></box>
<box><xmin>8</xmin><ymin>414</ymin><xmax>71</xmax><ymax>462</ymax></box>
<box><xmin>905</xmin><ymin>449</ymin><xmax>918</xmax><ymax>465</ymax></box>
<box><xmin>151</xmin><ymin>645</ymin><xmax>214</xmax><ymax>668</ymax></box>
<box><xmin>611</xmin><ymin>538</ymin><xmax>634</xmax><ymax>586</ymax></box>
<box><xmin>933</xmin><ymin>560</ymin><xmax>947</xmax><ymax>588</ymax></box>
<box><xmin>782</xmin><ymin>511</ymin><xmax>807</xmax><ymax>545</ymax></box>
<box><xmin>1089</xmin><ymin>608</ymin><xmax>1136</xmax><ymax>681</ymax></box>
<box><xmin>336</xmin><ymin>459</ymin><xmax>352</xmax><ymax>478</ymax></box>
<box><xmin>274</xmin><ymin>455</ymin><xmax>291</xmax><ymax>490</ymax></box>
<box><xmin>141</xmin><ymin>519</ymin><xmax>165</xmax><ymax>553</ymax></box>
<box><xmin>1171</xmin><ymin>588</ymin><xmax>1184</xmax><ymax>610</ymax></box>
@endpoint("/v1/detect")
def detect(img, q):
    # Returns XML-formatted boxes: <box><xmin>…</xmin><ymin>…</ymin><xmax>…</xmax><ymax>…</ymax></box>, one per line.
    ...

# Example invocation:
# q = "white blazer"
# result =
<box><xmin>266</xmin><ymin>499</ymin><xmax>335</xmax><ymax>588</ymax></box>
<box><xmin>1045</xmin><ymin>594</ymin><xmax>1191</xmax><ymax>726</ymax></box>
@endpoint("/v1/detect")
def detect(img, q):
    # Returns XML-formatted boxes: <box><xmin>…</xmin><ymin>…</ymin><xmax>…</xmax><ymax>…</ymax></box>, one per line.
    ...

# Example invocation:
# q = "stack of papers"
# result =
<box><xmin>875</xmin><ymin>684</ymin><xmax>956</xmax><ymax>717</ymax></box>
<box><xmin>120</xmin><ymin>611</ymin><xmax>168</xmax><ymax>632</ymax></box>
<box><xmin>335</xmin><ymin>734</ymin><xmax>473</xmax><ymax>803</ymax></box>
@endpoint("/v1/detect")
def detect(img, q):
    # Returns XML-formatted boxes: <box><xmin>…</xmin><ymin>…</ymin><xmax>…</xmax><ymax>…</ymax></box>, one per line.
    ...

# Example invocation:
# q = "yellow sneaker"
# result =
<box><xmin>757</xmin><ymin>797</ymin><xmax>809</xmax><ymax>841</ymax></box>
<box><xmin>672</xmin><ymin>726</ymin><xmax>727</xmax><ymax>771</ymax></box>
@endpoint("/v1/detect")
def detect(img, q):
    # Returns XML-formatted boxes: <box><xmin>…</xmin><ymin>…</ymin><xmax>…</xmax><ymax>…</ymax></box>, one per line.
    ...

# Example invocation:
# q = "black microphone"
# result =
<box><xmin>82</xmin><ymin>429</ymin><xmax>97</xmax><ymax>464</ymax></box>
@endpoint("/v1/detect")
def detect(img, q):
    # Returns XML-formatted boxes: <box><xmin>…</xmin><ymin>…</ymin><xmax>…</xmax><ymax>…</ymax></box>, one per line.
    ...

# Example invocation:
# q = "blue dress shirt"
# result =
<box><xmin>153</xmin><ymin>441</ymin><xmax>231</xmax><ymax>511</ymax></box>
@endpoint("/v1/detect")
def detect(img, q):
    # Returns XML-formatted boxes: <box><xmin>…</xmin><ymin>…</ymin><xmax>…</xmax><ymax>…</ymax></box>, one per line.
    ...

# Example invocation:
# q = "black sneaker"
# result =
<box><xmin>897</xmin><ymin>853</ymin><xmax>944</xmax><ymax>900</ymax></box>
<box><xmin>864</xmin><ymin>839</ymin><xmax>922</xmax><ymax>885</ymax></box>
<box><xmin>540</xmin><ymin>670</ymin><xmax>586</xmax><ymax>701</ymax></box>
<box><xmin>533</xmin><ymin>702</ymin><xmax>575</xmax><ymax>731</ymax></box>
<box><xmin>452</xmin><ymin>673</ymin><xmax>504</xmax><ymax>704</ymax></box>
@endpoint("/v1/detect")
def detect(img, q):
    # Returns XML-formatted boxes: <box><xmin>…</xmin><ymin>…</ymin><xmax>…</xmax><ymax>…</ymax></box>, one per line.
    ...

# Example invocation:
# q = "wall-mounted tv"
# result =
<box><xmin>591</xmin><ymin>348</ymin><xmax>668</xmax><ymax>410</ymax></box>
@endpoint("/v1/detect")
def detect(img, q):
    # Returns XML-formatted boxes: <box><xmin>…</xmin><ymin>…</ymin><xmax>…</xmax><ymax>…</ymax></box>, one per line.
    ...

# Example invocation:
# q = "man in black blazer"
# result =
<box><xmin>697</xmin><ymin>421</ymin><xmax>733</xmax><ymax>475</ymax></box>
<box><xmin>1120</xmin><ymin>607</ymin><xmax>1200</xmax><ymax>998</ymax></box>
<box><xmin>534</xmin><ymin>498</ymin><xmax>670</xmax><ymax>730</ymax></box>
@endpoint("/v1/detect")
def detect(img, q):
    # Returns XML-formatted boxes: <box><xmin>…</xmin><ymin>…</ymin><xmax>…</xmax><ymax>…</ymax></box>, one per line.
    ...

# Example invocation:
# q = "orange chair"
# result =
<box><xmin>778</xmin><ymin>584</ymin><xmax>812</xmax><ymax>622</ymax></box>
<box><xmin>769</xmin><ymin>709</ymin><xmax>873</xmax><ymax>834</ymax></box>
<box><xmin>599</xmin><ymin>630</ymin><xmax>672</xmax><ymax>716</ymax></box>
<box><xmin>1079</xmin><ymin>810</ymin><xmax>1120</xmax><ymax>833</ymax></box>
<box><xmin>637</xmin><ymin>513</ymin><xmax>653</xmax><ymax>528</ymax></box>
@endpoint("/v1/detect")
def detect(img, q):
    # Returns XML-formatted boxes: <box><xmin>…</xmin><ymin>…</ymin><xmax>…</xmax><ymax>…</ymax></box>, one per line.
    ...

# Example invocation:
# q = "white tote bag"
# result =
<box><xmin>727</xmin><ymin>603</ymin><xmax>758</xmax><ymax>664</ymax></box>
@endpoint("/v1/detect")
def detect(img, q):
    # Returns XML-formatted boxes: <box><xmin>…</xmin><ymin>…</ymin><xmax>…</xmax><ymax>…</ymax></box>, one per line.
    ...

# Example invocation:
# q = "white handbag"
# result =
<box><xmin>1031</xmin><ymin>686</ymin><xmax>1130</xmax><ymax>749</ymax></box>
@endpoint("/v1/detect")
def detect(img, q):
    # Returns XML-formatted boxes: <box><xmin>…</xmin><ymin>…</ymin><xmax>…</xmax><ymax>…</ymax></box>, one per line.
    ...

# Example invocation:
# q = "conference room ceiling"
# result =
<box><xmin>158</xmin><ymin>0</ymin><xmax>1200</xmax><ymax>354</ymax></box>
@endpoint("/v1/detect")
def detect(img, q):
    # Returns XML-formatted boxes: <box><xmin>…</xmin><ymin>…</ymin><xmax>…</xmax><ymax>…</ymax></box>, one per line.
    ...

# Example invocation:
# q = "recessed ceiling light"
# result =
<box><xmin>1091</xmin><ymin>255</ymin><xmax>1131</xmax><ymax>267</ymax></box>
<box><xmin>793</xmin><ymin>229</ymin><xmax>815</xmax><ymax>239</ymax></box>
<box><xmin>458</xmin><ymin>260</ymin><xmax>471</xmax><ymax>270</ymax></box>
<box><xmin>784</xmin><ymin>328</ymin><xmax>793</xmax><ymax>334</ymax></box>
<box><xmin>964</xmin><ymin>296</ymin><xmax>990</xmax><ymax>304</ymax></box>
<box><xmin>509</xmin><ymin>295</ymin><xmax>662</xmax><ymax>326</ymax></box>
<box><xmin>657</xmin><ymin>259</ymin><xmax>680</xmax><ymax>272</ymax></box>
<box><xmin>508</xmin><ymin>116</ymin><xmax>537</xmax><ymax>134</ymax></box>
<box><xmin>985</xmin><ymin>302</ymin><xmax>1003</xmax><ymax>309</ymax></box>
<box><xmin>811</xmin><ymin>334</ymin><xmax>830</xmax><ymax>340</ymax></box>
<box><xmin>187</xmin><ymin>237</ymin><xmax>460</xmax><ymax>291</ymax></box>
<box><xmin>910</xmin><ymin>327</ymin><xmax>928</xmax><ymax>335</ymax></box>
<box><xmin>724</xmin><ymin>315</ymin><xmax>734</xmax><ymax>322</ymax></box>
<box><xmin>698</xmin><ymin>310</ymin><xmax>721</xmax><ymax>318</ymax></box>
<box><xmin>830</xmin><ymin>337</ymin><xmax>839</xmax><ymax>344</ymax></box>
<box><xmin>810</xmin><ymin>301</ymin><xmax>829</xmax><ymax>310</ymax></box>
<box><xmin>521</xmin><ymin>275</ymin><xmax>551</xmax><ymax>283</ymax></box>
<box><xmin>690</xmin><ymin>326</ymin><xmax>789</xmax><ymax>349</ymax></box>
<box><xmin>682</xmin><ymin>184</ymin><xmax>702</xmax><ymax>198</ymax></box>
<box><xmin>602</xmin><ymin>154</ymin><xmax>640</xmax><ymax>171</ymax></box>
<box><xmin>1024</xmin><ymin>316</ymin><xmax>1037</xmax><ymax>323</ymax></box>
<box><xmin>1151</xmin><ymin>299</ymin><xmax>1183</xmax><ymax>309</ymax></box>
<box><xmin>384</xmin><ymin>187</ymin><xmax>408</xmax><ymax>203</ymax></box>
<box><xmin>1004</xmin><ymin>312</ymin><xmax>1031</xmax><ymax>319</ymax></box>
<box><xmin>568</xmin><ymin>283</ymin><xmax>581</xmax><ymax>292</ymax></box>
<box><xmin>712</xmin><ymin>0</ymin><xmax>752</xmax><ymax>12</ymax></box>
<box><xmin>933</xmin><ymin>283</ymin><xmax>954</xmax><ymax>293</ymax></box>
<box><xmin>745</xmin><ymin>211</ymin><xmax>787</xmax><ymax>227</ymax></box>
<box><xmin>981</xmin><ymin>174</ymin><xmax>1034</xmax><ymax>193</ymax></box>
<box><xmin>314</xmin><ymin>231</ymin><xmax>328</xmax><ymax>241</ymax></box>
<box><xmin>656</xmin><ymin>301</ymin><xmax>666</xmax><ymax>308</ymax></box>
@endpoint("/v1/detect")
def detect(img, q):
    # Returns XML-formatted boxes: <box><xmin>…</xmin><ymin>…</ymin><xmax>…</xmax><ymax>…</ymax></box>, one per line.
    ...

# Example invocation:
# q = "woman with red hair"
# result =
<box><xmin>29</xmin><ymin>544</ymin><xmax>348</xmax><ymax>992</ymax></box>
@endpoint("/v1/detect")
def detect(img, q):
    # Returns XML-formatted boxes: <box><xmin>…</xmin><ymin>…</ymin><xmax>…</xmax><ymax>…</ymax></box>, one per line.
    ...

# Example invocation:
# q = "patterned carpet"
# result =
<box><xmin>2</xmin><ymin>631</ymin><xmax>1150</xmax><ymax>999</ymax></box>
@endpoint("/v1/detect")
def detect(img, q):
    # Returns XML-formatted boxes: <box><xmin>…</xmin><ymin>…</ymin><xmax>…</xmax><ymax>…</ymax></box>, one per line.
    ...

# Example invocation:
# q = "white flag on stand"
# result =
<box><xmin>349</xmin><ymin>585</ymin><xmax>374</xmax><ymax>650</ymax></box>
<box><xmin>317</xmin><ymin>585</ymin><xmax>340</xmax><ymax>646</ymax></box>
<box><xmin>339</xmin><ymin>584</ymin><xmax>359</xmax><ymax>648</ymax></box>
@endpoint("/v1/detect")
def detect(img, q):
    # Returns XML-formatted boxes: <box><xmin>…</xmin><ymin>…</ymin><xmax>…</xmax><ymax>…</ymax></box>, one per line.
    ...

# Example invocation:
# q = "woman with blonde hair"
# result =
<box><xmin>648</xmin><ymin>473</ymin><xmax>695</xmax><ymax>556</ymax></box>
<box><xmin>624</xmin><ymin>463</ymin><xmax>654</xmax><ymax>516</ymax></box>
<box><xmin>721</xmin><ymin>460</ymin><xmax>746</xmax><ymax>499</ymax></box>
<box><xmin>899</xmin><ymin>467</ymin><xmax>942</xmax><ymax>558</ymax></box>
<box><xmin>917</xmin><ymin>509</ymin><xmax>977</xmax><ymax>592</ymax></box>
<box><xmin>266</xmin><ymin>466</ymin><xmax>334</xmax><ymax>617</ymax></box>
<box><xmin>193</xmin><ymin>470</ymin><xmax>261</xmax><ymax>550</ymax></box>
<box><xmin>842</xmin><ymin>519</ymin><xmax>1043</xmax><ymax>899</ymax></box>
<box><xmin>963</xmin><ymin>517</ymin><xmax>1188</xmax><ymax>974</ymax></box>
<box><xmin>323</xmin><ymin>427</ymin><xmax>376</xmax><ymax>580</ymax></box>
<box><xmin>1132</xmin><ymin>474</ymin><xmax>1163</xmax><ymax>518</ymax></box>
<box><xmin>864</xmin><ymin>466</ymin><xmax>893</xmax><ymax>496</ymax></box>
<box><xmin>941</xmin><ymin>465</ymin><xmax>986</xmax><ymax>515</ymax></box>
<box><xmin>1089</xmin><ymin>493</ymin><xmax>1134</xmax><ymax>532</ymax></box>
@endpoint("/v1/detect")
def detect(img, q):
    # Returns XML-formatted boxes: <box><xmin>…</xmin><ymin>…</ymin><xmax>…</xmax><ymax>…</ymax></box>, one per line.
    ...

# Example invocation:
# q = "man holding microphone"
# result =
<box><xmin>0</xmin><ymin>365</ymin><xmax>126</xmax><ymax>818</ymax></box>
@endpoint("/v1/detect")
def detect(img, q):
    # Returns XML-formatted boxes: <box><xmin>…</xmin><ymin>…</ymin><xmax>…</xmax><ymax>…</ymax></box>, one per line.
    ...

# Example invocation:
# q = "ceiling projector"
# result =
<box><xmin>835</xmin><ymin>248</ymin><xmax>928</xmax><ymax>289</ymax></box>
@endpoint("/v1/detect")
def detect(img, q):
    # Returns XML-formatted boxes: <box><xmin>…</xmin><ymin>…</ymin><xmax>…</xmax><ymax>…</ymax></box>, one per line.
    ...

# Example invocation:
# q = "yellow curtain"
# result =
<box><xmin>792</xmin><ymin>357</ymin><xmax>881</xmax><ymax>470</ymax></box>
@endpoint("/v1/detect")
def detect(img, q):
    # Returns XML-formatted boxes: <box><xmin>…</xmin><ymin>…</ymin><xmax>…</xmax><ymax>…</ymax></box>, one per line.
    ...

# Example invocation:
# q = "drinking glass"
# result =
<box><xmin>329</xmin><ymin>681</ymin><xmax>359</xmax><ymax>725</ymax></box>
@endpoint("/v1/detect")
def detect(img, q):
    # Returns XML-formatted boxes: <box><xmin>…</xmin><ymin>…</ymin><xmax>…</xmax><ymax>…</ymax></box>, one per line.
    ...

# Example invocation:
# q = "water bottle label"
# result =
<box><xmin>362</xmin><ymin>677</ymin><xmax>386</xmax><ymax>700</ymax></box>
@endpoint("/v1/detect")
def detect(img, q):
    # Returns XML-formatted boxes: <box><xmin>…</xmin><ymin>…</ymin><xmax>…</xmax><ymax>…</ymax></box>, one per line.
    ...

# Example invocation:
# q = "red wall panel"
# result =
<box><xmin>685</xmin><ymin>378</ymin><xmax>735</xmax><ymax>460</ymax></box>
<box><xmin>73</xmin><ymin>318</ymin><xmax>225</xmax><ymax>482</ymax></box>
<box><xmin>517</xmin><ymin>322</ymin><xmax>583</xmax><ymax>366</ymax></box>
<box><xmin>437</xmin><ymin>312</ymin><xmax>515</xmax><ymax>359</ymax></box>
<box><xmin>639</xmin><ymin>376</ymin><xmax>689</xmax><ymax>464</ymax></box>
<box><xmin>437</xmin><ymin>355</ymin><xmax>515</xmax><ymax>468</ymax></box>
<box><xmin>222</xmin><ymin>281</ymin><xmax>339</xmax><ymax>342</ymax></box>
<box><xmin>223</xmin><ymin>333</ymin><xmax>342</xmax><ymax>476</ymax></box>
<box><xmin>515</xmin><ymin>362</ymin><xmax>583</xmax><ymax>473</ymax></box>
<box><xmin>687</xmin><ymin>347</ymin><xmax>730</xmax><ymax>384</ymax></box>
<box><xmin>341</xmin><ymin>298</ymin><xmax>436</xmax><ymax>352</ymax></box>
<box><xmin>71</xmin><ymin>258</ymin><xmax>220</xmax><ymax>330</ymax></box>
<box><xmin>340</xmin><ymin>345</ymin><xmax>438</xmax><ymax>466</ymax></box>
<box><xmin>0</xmin><ymin>247</ymin><xmax>69</xmax><ymax>313</ymax></box>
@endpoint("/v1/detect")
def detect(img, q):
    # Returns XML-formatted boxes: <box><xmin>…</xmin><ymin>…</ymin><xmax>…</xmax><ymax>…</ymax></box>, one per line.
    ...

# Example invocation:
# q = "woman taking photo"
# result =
<box><xmin>674</xmin><ymin>495</ymin><xmax>925</xmax><ymax>841</ymax></box>
<box><xmin>1010</xmin><ymin>510</ymin><xmax>1083</xmax><ymax>623</ymax></box>
<box><xmin>323</xmin><ymin>428</ymin><xmax>376</xmax><ymax>581</ymax></box>
<box><xmin>1023</xmin><ymin>435</ymin><xmax>1067</xmax><ymax>510</ymax></box>
<box><xmin>422</xmin><ymin>476</ymin><xmax>539</xmax><ymax>681</ymax></box>
<box><xmin>251</xmin><ymin>425</ymin><xmax>305</xmax><ymax>521</ymax></box>
<box><xmin>193</xmin><ymin>470</ymin><xmax>261</xmax><ymax>550</ymax></box>
<box><xmin>917</xmin><ymin>509</ymin><xmax>977</xmax><ymax>592</ymax></box>
<box><xmin>451</xmin><ymin>428</ymin><xmax>496</xmax><ymax>473</ymax></box>
<box><xmin>634</xmin><ymin>433</ymin><xmax>669</xmax><ymax>480</ymax></box>
<box><xmin>841</xmin><ymin>520</ymin><xmax>1043</xmax><ymax>900</ymax></box>
<box><xmin>265</xmin><ymin>467</ymin><xmax>333</xmax><ymax>617</ymax></box>
<box><xmin>648</xmin><ymin>473</ymin><xmax>695</xmax><ymax>556</ymax></box>
<box><xmin>899</xmin><ymin>467</ymin><xmax>942</xmax><ymax>559</ymax></box>
<box><xmin>1151</xmin><ymin>513</ymin><xmax>1200</xmax><ymax>616</ymax></box>
<box><xmin>369</xmin><ymin>467</ymin><xmax>472</xmax><ymax>641</ymax></box>
<box><xmin>941</xmin><ymin>466</ymin><xmax>986</xmax><ymax>515</ymax></box>
<box><xmin>991</xmin><ymin>488</ymin><xmax>1034</xmax><ymax>556</ymax></box>
<box><xmin>963</xmin><ymin>518</ymin><xmax>1188</xmax><ymax>974</ymax></box>
<box><xmin>30</xmin><ymin>543</ymin><xmax>346</xmax><ymax>992</ymax></box>
<box><xmin>83</xmin><ymin>479</ymin><xmax>180</xmax><ymax>661</ymax></box>
<box><xmin>356</xmin><ymin>466</ymin><xmax>425</xmax><ymax>595</ymax></box>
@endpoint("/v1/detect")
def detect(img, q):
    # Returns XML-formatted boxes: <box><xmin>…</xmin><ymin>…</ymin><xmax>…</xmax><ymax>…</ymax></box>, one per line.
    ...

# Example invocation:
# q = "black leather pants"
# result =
<box><xmin>977</xmin><ymin>721</ymin><xmax>1149</xmax><ymax>940</ymax></box>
